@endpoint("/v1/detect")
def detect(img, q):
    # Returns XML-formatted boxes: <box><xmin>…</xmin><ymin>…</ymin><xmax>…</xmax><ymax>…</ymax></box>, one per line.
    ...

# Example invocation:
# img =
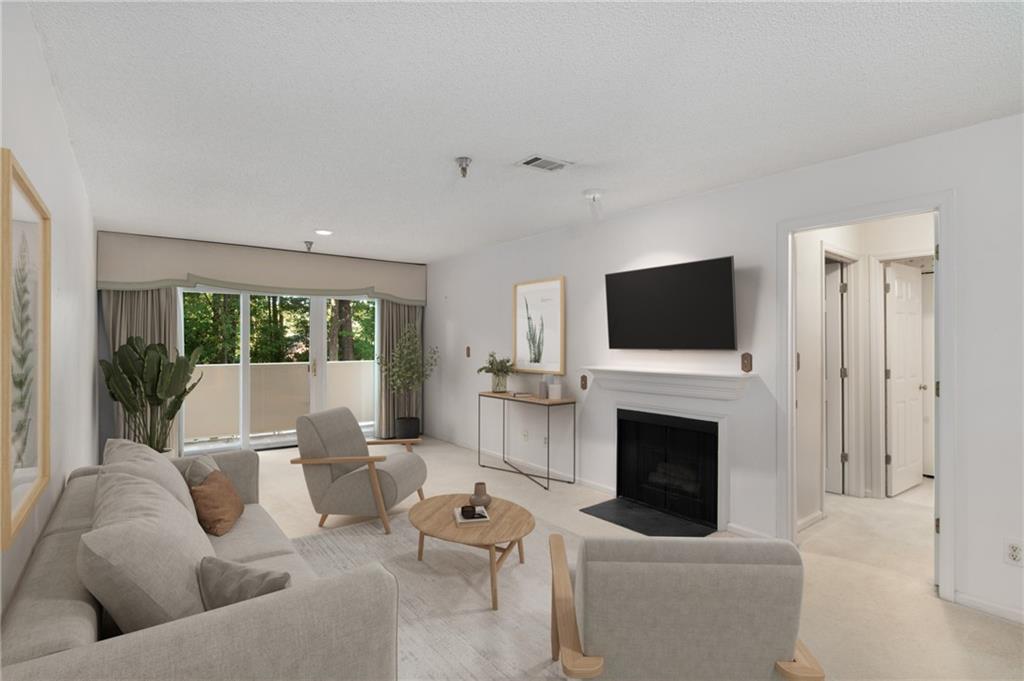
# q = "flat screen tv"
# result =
<box><xmin>605</xmin><ymin>256</ymin><xmax>736</xmax><ymax>350</ymax></box>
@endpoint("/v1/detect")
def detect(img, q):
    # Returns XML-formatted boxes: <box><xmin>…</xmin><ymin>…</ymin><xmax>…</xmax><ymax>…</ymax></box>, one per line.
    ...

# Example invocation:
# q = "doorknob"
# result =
<box><xmin>919</xmin><ymin>383</ymin><xmax>928</xmax><ymax>391</ymax></box>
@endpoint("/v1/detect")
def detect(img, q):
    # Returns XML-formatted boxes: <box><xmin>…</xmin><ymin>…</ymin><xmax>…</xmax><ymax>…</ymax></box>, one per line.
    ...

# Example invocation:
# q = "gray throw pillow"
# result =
<box><xmin>198</xmin><ymin>556</ymin><xmax>291</xmax><ymax>611</ymax></box>
<box><xmin>102</xmin><ymin>439</ymin><xmax>196</xmax><ymax>517</ymax></box>
<box><xmin>182</xmin><ymin>454</ymin><xmax>220</xmax><ymax>487</ymax></box>
<box><xmin>78</xmin><ymin>471</ymin><xmax>214</xmax><ymax>633</ymax></box>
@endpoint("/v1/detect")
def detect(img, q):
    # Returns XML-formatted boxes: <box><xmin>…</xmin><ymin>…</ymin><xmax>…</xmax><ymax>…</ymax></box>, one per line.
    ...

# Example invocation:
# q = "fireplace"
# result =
<box><xmin>616</xmin><ymin>409</ymin><xmax>718</xmax><ymax>527</ymax></box>
<box><xmin>581</xmin><ymin>409</ymin><xmax>719</xmax><ymax>536</ymax></box>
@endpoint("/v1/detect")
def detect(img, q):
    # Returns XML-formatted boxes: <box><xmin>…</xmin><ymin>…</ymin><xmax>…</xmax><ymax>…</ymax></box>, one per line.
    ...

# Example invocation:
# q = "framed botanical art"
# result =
<box><xmin>513</xmin><ymin>276</ymin><xmax>565</xmax><ymax>375</ymax></box>
<box><xmin>1</xmin><ymin>149</ymin><xmax>51</xmax><ymax>549</ymax></box>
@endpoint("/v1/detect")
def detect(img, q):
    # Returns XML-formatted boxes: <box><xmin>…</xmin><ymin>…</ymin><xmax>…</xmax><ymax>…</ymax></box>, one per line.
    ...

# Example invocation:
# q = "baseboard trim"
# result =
<box><xmin>955</xmin><ymin>592</ymin><xmax>1024</xmax><ymax>624</ymax></box>
<box><xmin>725</xmin><ymin>522</ymin><xmax>774</xmax><ymax>539</ymax></box>
<box><xmin>796</xmin><ymin>510</ymin><xmax>826</xmax><ymax>532</ymax></box>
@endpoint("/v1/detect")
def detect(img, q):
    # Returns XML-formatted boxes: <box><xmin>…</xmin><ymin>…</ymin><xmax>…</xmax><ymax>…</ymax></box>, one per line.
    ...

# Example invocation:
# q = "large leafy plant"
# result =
<box><xmin>99</xmin><ymin>337</ymin><xmax>203</xmax><ymax>451</ymax></box>
<box><xmin>377</xmin><ymin>324</ymin><xmax>438</xmax><ymax>416</ymax></box>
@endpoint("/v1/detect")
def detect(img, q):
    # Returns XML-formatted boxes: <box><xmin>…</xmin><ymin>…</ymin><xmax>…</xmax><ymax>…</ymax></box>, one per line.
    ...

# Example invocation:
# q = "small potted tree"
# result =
<box><xmin>477</xmin><ymin>352</ymin><xmax>514</xmax><ymax>393</ymax></box>
<box><xmin>378</xmin><ymin>324</ymin><xmax>439</xmax><ymax>439</ymax></box>
<box><xmin>98</xmin><ymin>336</ymin><xmax>203</xmax><ymax>453</ymax></box>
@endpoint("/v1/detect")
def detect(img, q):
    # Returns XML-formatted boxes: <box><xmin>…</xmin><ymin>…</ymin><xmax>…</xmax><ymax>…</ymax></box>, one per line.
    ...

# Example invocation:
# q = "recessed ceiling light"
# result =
<box><xmin>314</xmin><ymin>229</ymin><xmax>333</xmax><ymax>236</ymax></box>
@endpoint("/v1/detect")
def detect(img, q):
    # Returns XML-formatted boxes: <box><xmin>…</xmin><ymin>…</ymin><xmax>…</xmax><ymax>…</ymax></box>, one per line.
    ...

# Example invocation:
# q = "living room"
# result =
<box><xmin>1</xmin><ymin>3</ymin><xmax>1022</xmax><ymax>680</ymax></box>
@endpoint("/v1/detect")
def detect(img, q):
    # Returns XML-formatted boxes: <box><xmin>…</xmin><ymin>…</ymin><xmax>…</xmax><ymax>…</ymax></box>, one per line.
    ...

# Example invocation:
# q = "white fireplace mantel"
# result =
<box><xmin>584</xmin><ymin>366</ymin><xmax>754</xmax><ymax>401</ymax></box>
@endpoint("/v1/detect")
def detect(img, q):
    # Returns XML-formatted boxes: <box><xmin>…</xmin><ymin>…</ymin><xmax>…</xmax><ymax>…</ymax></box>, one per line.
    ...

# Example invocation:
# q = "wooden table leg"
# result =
<box><xmin>517</xmin><ymin>539</ymin><xmax>525</xmax><ymax>563</ymax></box>
<box><xmin>488</xmin><ymin>545</ymin><xmax>499</xmax><ymax>610</ymax></box>
<box><xmin>418</xmin><ymin>531</ymin><xmax>425</xmax><ymax>561</ymax></box>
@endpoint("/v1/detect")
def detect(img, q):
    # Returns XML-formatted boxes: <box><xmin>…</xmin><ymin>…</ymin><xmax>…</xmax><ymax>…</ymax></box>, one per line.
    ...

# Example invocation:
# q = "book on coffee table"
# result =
<box><xmin>454</xmin><ymin>506</ymin><xmax>490</xmax><ymax>525</ymax></box>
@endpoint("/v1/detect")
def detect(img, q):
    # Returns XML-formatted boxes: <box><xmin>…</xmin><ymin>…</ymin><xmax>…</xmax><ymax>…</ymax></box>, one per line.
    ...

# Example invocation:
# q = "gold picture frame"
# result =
<box><xmin>512</xmin><ymin>276</ymin><xmax>565</xmax><ymax>375</ymax></box>
<box><xmin>1</xmin><ymin>149</ymin><xmax>51</xmax><ymax>549</ymax></box>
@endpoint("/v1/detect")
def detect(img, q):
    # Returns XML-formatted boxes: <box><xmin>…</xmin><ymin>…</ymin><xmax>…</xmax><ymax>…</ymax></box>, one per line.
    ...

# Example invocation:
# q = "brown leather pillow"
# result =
<box><xmin>189</xmin><ymin>470</ymin><xmax>244</xmax><ymax>536</ymax></box>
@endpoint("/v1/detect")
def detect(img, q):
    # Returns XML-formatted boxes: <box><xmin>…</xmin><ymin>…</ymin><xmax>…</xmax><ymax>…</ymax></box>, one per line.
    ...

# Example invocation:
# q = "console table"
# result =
<box><xmin>477</xmin><ymin>391</ymin><xmax>576</xmax><ymax>490</ymax></box>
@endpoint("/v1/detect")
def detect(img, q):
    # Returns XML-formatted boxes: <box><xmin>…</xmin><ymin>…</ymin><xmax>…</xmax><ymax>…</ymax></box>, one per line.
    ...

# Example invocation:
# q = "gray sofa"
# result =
<box><xmin>1</xmin><ymin>449</ymin><xmax>399</xmax><ymax>680</ymax></box>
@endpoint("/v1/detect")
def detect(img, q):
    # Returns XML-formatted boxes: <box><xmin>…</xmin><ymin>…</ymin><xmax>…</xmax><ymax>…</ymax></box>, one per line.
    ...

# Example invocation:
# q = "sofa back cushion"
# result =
<box><xmin>1</xmin><ymin>475</ymin><xmax>100</xmax><ymax>666</ymax></box>
<box><xmin>102</xmin><ymin>439</ymin><xmax>196</xmax><ymax>518</ymax></box>
<box><xmin>77</xmin><ymin>471</ymin><xmax>214</xmax><ymax>633</ymax></box>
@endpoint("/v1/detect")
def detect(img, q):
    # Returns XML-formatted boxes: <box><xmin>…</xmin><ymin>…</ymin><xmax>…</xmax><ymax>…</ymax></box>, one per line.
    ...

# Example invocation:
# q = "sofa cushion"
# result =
<box><xmin>1</xmin><ymin>525</ymin><xmax>100</xmax><ymax>665</ymax></box>
<box><xmin>41</xmin><ymin>471</ymin><xmax>97</xmax><ymax>539</ymax></box>
<box><xmin>181</xmin><ymin>454</ymin><xmax>220</xmax><ymax>487</ymax></box>
<box><xmin>101</xmin><ymin>439</ymin><xmax>195</xmax><ymax>517</ymax></box>
<box><xmin>190</xmin><ymin>470</ymin><xmax>244</xmax><ymax>536</ymax></box>
<box><xmin>77</xmin><ymin>471</ymin><xmax>214</xmax><ymax>633</ymax></box>
<box><xmin>208</xmin><ymin>504</ymin><xmax>295</xmax><ymax>563</ymax></box>
<box><xmin>242</xmin><ymin>552</ymin><xmax>318</xmax><ymax>586</ymax></box>
<box><xmin>198</xmin><ymin>556</ymin><xmax>291</xmax><ymax>610</ymax></box>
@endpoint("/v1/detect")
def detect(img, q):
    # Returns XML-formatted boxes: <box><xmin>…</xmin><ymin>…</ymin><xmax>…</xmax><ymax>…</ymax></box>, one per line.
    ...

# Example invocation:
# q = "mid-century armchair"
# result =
<box><xmin>549</xmin><ymin>534</ymin><xmax>825</xmax><ymax>680</ymax></box>
<box><xmin>291</xmin><ymin>407</ymin><xmax>427</xmax><ymax>533</ymax></box>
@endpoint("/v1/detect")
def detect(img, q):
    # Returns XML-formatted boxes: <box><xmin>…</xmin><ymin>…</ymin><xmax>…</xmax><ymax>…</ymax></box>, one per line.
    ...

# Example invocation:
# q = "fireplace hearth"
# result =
<box><xmin>581</xmin><ymin>409</ymin><xmax>718</xmax><ymax>537</ymax></box>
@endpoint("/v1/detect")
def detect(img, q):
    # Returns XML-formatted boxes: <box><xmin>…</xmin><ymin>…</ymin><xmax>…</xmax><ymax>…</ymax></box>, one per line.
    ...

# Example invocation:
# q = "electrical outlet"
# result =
<box><xmin>1006</xmin><ymin>540</ymin><xmax>1023</xmax><ymax>567</ymax></box>
<box><xmin>521</xmin><ymin>430</ymin><xmax>529</xmax><ymax>442</ymax></box>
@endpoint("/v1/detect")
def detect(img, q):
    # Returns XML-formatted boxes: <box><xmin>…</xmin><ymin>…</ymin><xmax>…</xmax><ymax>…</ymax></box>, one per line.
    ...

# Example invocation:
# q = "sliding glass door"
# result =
<box><xmin>182</xmin><ymin>291</ymin><xmax>242</xmax><ymax>451</ymax></box>
<box><xmin>248</xmin><ymin>295</ymin><xmax>311</xmax><ymax>449</ymax></box>
<box><xmin>181</xmin><ymin>289</ymin><xmax>377</xmax><ymax>454</ymax></box>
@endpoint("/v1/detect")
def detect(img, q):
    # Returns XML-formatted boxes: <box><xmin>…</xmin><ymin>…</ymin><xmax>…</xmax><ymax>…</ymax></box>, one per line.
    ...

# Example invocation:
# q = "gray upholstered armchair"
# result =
<box><xmin>292</xmin><ymin>407</ymin><xmax>427</xmax><ymax>534</ymax></box>
<box><xmin>549</xmin><ymin>535</ymin><xmax>824</xmax><ymax>681</ymax></box>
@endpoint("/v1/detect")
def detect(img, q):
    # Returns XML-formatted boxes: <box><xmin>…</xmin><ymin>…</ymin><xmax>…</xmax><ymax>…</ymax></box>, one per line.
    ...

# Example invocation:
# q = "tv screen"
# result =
<box><xmin>605</xmin><ymin>256</ymin><xmax>736</xmax><ymax>350</ymax></box>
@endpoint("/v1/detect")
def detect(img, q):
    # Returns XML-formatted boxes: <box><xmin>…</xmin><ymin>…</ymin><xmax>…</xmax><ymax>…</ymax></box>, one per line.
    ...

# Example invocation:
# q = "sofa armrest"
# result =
<box><xmin>210</xmin><ymin>449</ymin><xmax>260</xmax><ymax>504</ymax></box>
<box><xmin>3</xmin><ymin>564</ymin><xmax>398</xmax><ymax>681</ymax></box>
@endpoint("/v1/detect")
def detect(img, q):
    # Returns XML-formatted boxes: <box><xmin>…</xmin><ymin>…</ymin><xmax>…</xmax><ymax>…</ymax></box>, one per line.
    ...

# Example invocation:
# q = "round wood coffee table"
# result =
<box><xmin>409</xmin><ymin>494</ymin><xmax>535</xmax><ymax>610</ymax></box>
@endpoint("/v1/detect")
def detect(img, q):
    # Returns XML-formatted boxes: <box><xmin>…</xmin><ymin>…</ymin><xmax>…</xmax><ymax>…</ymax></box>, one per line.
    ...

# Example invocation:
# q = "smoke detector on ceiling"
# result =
<box><xmin>517</xmin><ymin>155</ymin><xmax>573</xmax><ymax>172</ymax></box>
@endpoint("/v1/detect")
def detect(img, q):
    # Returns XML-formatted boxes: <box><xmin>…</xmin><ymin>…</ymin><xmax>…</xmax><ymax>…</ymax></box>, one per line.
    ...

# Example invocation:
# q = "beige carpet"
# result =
<box><xmin>294</xmin><ymin>514</ymin><xmax>575</xmax><ymax>681</ymax></box>
<box><xmin>267</xmin><ymin>443</ymin><xmax>1023</xmax><ymax>680</ymax></box>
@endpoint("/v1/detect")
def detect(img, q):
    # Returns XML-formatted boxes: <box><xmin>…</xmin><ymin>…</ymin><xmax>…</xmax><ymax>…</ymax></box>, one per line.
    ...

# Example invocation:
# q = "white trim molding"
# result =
<box><xmin>585</xmin><ymin>366</ymin><xmax>754</xmax><ymax>401</ymax></box>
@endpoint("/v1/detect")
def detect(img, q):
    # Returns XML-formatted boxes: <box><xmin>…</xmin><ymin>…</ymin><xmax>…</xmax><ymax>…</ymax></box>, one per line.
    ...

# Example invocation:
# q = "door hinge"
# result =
<box><xmin>840</xmin><ymin>367</ymin><xmax>848</xmax><ymax>379</ymax></box>
<box><xmin>885</xmin><ymin>368</ymin><xmax>891</xmax><ymax>380</ymax></box>
<box><xmin>839</xmin><ymin>282</ymin><xmax>848</xmax><ymax>294</ymax></box>
<box><xmin>885</xmin><ymin>454</ymin><xmax>892</xmax><ymax>465</ymax></box>
<box><xmin>935</xmin><ymin>381</ymin><xmax>940</xmax><ymax>397</ymax></box>
<box><xmin>840</xmin><ymin>452</ymin><xmax>849</xmax><ymax>464</ymax></box>
<box><xmin>935</xmin><ymin>243</ymin><xmax>939</xmax><ymax>261</ymax></box>
<box><xmin>796</xmin><ymin>352</ymin><xmax>801</xmax><ymax>371</ymax></box>
<box><xmin>885</xmin><ymin>282</ymin><xmax>892</xmax><ymax>294</ymax></box>
<box><xmin>935</xmin><ymin>517</ymin><xmax>940</xmax><ymax>534</ymax></box>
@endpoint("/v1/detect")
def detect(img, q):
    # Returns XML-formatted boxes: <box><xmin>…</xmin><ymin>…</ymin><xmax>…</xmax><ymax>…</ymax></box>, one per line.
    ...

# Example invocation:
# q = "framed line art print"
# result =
<box><xmin>513</xmin><ymin>276</ymin><xmax>565</xmax><ymax>375</ymax></box>
<box><xmin>1</xmin><ymin>149</ymin><xmax>51</xmax><ymax>549</ymax></box>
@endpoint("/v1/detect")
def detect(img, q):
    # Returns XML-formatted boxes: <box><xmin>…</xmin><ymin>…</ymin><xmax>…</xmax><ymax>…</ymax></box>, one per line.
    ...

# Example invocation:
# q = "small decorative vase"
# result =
<box><xmin>470</xmin><ymin>482</ymin><xmax>492</xmax><ymax>508</ymax></box>
<box><xmin>491</xmin><ymin>374</ymin><xmax>508</xmax><ymax>393</ymax></box>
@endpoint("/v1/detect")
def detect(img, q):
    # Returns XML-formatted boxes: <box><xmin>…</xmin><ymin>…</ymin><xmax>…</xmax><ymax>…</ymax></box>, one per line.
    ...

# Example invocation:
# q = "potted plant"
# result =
<box><xmin>377</xmin><ymin>324</ymin><xmax>439</xmax><ymax>439</ymax></box>
<box><xmin>99</xmin><ymin>336</ymin><xmax>203</xmax><ymax>453</ymax></box>
<box><xmin>477</xmin><ymin>352</ymin><xmax>514</xmax><ymax>393</ymax></box>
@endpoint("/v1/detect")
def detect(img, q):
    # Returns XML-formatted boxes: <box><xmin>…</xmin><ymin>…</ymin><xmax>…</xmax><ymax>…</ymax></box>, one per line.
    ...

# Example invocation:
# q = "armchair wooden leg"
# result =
<box><xmin>366</xmin><ymin>461</ymin><xmax>391</xmax><ymax>534</ymax></box>
<box><xmin>318</xmin><ymin>513</ymin><xmax>328</xmax><ymax>528</ymax></box>
<box><xmin>551</xmin><ymin>585</ymin><xmax>560</xmax><ymax>661</ymax></box>
<box><xmin>417</xmin><ymin>487</ymin><xmax>425</xmax><ymax>500</ymax></box>
<box><xmin>404</xmin><ymin>443</ymin><xmax>413</xmax><ymax>453</ymax></box>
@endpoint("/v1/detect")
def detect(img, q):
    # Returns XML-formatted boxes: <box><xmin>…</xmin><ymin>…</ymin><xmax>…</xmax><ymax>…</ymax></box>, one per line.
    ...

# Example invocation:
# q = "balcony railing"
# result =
<box><xmin>184</xmin><ymin>360</ymin><xmax>375</xmax><ymax>445</ymax></box>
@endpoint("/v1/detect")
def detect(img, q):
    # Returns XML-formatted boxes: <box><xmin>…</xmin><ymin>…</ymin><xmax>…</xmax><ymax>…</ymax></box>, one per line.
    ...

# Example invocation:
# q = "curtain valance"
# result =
<box><xmin>97</xmin><ymin>232</ymin><xmax>426</xmax><ymax>305</ymax></box>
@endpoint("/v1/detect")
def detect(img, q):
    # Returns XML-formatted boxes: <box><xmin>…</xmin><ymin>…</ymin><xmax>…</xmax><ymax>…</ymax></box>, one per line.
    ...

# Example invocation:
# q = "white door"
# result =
<box><xmin>921</xmin><ymin>273</ymin><xmax>936</xmax><ymax>476</ymax></box>
<box><xmin>824</xmin><ymin>262</ymin><xmax>844</xmax><ymax>494</ymax></box>
<box><xmin>886</xmin><ymin>263</ymin><xmax>925</xmax><ymax>496</ymax></box>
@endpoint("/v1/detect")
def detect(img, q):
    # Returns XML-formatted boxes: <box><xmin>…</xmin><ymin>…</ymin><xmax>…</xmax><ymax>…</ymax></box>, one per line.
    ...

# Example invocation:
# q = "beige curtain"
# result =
<box><xmin>100</xmin><ymin>288</ymin><xmax>180</xmax><ymax>452</ymax></box>
<box><xmin>376</xmin><ymin>300</ymin><xmax>424</xmax><ymax>438</ymax></box>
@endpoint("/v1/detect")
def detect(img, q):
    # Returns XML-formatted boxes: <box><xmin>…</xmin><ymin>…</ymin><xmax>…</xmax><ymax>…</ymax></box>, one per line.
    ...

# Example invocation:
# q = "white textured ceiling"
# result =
<box><xmin>30</xmin><ymin>2</ymin><xmax>1023</xmax><ymax>263</ymax></box>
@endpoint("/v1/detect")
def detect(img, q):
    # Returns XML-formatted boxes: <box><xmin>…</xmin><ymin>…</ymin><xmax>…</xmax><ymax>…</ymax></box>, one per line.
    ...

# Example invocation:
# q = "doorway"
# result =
<box><xmin>179</xmin><ymin>288</ymin><xmax>378</xmax><ymax>454</ymax></box>
<box><xmin>790</xmin><ymin>210</ymin><xmax>940</xmax><ymax>586</ymax></box>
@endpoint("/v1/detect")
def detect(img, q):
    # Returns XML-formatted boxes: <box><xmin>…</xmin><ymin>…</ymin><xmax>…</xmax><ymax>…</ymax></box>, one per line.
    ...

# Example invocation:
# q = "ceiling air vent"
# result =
<box><xmin>517</xmin><ymin>155</ymin><xmax>572</xmax><ymax>172</ymax></box>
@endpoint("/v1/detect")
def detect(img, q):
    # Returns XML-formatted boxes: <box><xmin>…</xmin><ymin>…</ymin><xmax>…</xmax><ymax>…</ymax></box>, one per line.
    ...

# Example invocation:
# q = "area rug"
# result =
<box><xmin>293</xmin><ymin>514</ymin><xmax>580</xmax><ymax>681</ymax></box>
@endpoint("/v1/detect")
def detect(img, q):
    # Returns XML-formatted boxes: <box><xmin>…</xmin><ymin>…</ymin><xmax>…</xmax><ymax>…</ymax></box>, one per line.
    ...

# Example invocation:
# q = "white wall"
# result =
<box><xmin>1</xmin><ymin>5</ymin><xmax>97</xmax><ymax>608</ymax></box>
<box><xmin>425</xmin><ymin>114</ymin><xmax>1023</xmax><ymax>620</ymax></box>
<box><xmin>793</xmin><ymin>213</ymin><xmax>934</xmax><ymax>524</ymax></box>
